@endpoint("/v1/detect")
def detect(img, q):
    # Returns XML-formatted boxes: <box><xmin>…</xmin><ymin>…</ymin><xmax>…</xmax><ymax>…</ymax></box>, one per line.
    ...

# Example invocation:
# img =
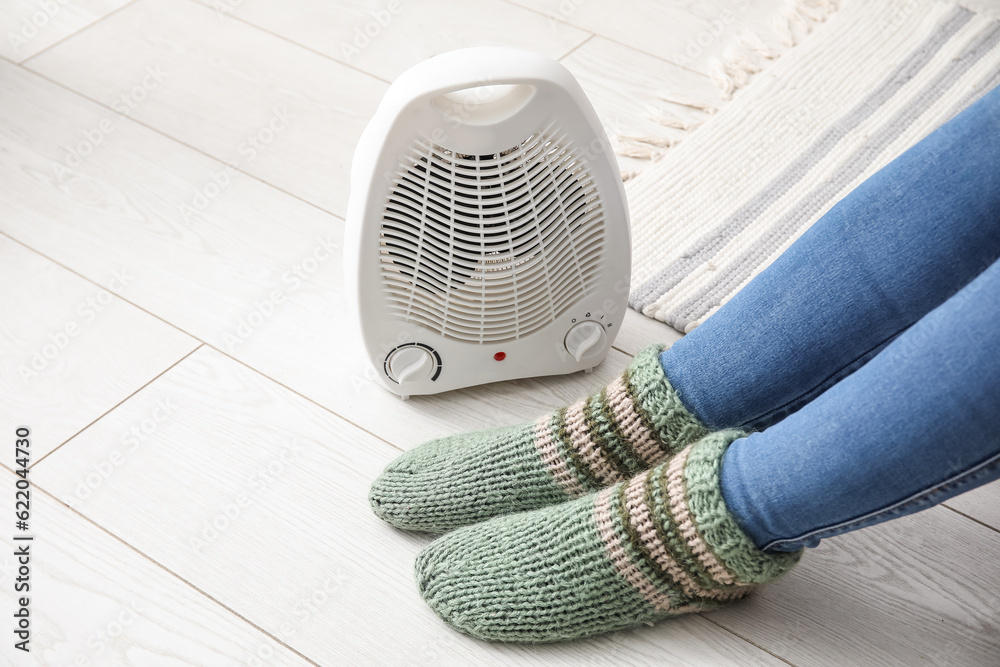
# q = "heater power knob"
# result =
<box><xmin>386</xmin><ymin>347</ymin><xmax>435</xmax><ymax>384</ymax></box>
<box><xmin>564</xmin><ymin>320</ymin><xmax>607</xmax><ymax>362</ymax></box>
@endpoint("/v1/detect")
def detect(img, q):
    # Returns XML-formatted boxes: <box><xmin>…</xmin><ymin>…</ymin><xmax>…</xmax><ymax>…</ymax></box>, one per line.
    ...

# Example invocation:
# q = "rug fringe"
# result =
<box><xmin>656</xmin><ymin>93</ymin><xmax>718</xmax><ymax>114</ymax></box>
<box><xmin>615</xmin><ymin>134</ymin><xmax>674</xmax><ymax>160</ymax></box>
<box><xmin>712</xmin><ymin>0</ymin><xmax>838</xmax><ymax>100</ymax></box>
<box><xmin>615</xmin><ymin>0</ymin><xmax>840</xmax><ymax>168</ymax></box>
<box><xmin>646</xmin><ymin>106</ymin><xmax>703</xmax><ymax>131</ymax></box>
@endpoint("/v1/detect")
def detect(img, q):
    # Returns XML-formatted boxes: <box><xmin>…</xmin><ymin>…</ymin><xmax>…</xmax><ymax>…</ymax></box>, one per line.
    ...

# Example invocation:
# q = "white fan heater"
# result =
<box><xmin>345</xmin><ymin>47</ymin><xmax>631</xmax><ymax>398</ymax></box>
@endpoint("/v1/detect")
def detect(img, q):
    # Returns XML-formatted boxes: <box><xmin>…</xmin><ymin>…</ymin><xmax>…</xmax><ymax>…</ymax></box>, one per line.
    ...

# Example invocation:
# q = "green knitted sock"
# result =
<box><xmin>414</xmin><ymin>430</ymin><xmax>802</xmax><ymax>643</ymax></box>
<box><xmin>369</xmin><ymin>344</ymin><xmax>709</xmax><ymax>532</ymax></box>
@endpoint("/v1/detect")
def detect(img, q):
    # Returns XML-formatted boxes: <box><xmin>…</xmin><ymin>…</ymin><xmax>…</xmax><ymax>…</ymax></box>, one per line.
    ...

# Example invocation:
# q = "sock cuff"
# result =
<box><xmin>626</xmin><ymin>343</ymin><xmax>709</xmax><ymax>449</ymax></box>
<box><xmin>682</xmin><ymin>430</ymin><xmax>803</xmax><ymax>585</ymax></box>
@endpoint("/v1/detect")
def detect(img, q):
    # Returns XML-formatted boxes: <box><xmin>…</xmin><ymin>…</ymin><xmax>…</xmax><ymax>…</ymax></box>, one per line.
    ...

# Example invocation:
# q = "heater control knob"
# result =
<box><xmin>564</xmin><ymin>320</ymin><xmax>606</xmax><ymax>362</ymax></box>
<box><xmin>386</xmin><ymin>346</ymin><xmax>435</xmax><ymax>384</ymax></box>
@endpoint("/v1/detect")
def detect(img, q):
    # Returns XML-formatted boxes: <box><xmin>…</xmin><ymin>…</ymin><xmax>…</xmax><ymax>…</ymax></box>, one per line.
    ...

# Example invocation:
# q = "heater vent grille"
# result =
<box><xmin>378</xmin><ymin>124</ymin><xmax>606</xmax><ymax>344</ymax></box>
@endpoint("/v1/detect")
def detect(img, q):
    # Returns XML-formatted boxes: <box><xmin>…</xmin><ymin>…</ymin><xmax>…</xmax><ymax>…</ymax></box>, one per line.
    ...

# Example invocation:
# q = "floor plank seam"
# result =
<box><xmin>697</xmin><ymin>613</ymin><xmax>799</xmax><ymax>667</ymax></box>
<box><xmin>203</xmin><ymin>341</ymin><xmax>409</xmax><ymax>454</ymax></box>
<box><xmin>29</xmin><ymin>344</ymin><xmax>204</xmax><ymax>469</ymax></box>
<box><xmin>18</xmin><ymin>0</ymin><xmax>142</xmax><ymax>66</ymax></box>
<box><xmin>14</xmin><ymin>63</ymin><xmax>349</xmax><ymax>224</ymax></box>
<box><xmin>557</xmin><ymin>32</ymin><xmax>596</xmax><ymax>62</ymax></box>
<box><xmin>941</xmin><ymin>502</ymin><xmax>1000</xmax><ymax>535</ymax></box>
<box><xmin>500</xmin><ymin>0</ymin><xmax>717</xmax><ymax>80</ymax></box>
<box><xmin>1</xmin><ymin>467</ymin><xmax>325</xmax><ymax>667</ymax></box>
<box><xmin>183</xmin><ymin>0</ymin><xmax>392</xmax><ymax>84</ymax></box>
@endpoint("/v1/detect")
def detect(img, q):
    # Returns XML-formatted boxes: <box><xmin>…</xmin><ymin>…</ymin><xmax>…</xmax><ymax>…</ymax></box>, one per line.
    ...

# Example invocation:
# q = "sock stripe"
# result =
<box><xmin>611</xmin><ymin>483</ymin><xmax>693</xmax><ymax>608</ymax></box>
<box><xmin>554</xmin><ymin>407</ymin><xmax>605</xmax><ymax>491</ymax></box>
<box><xmin>564</xmin><ymin>399</ymin><xmax>623</xmax><ymax>486</ymax></box>
<box><xmin>612</xmin><ymin>479</ymin><xmax>695</xmax><ymax>604</ymax></box>
<box><xmin>646</xmin><ymin>465</ymin><xmax>721</xmax><ymax>592</ymax></box>
<box><xmin>623</xmin><ymin>368</ymin><xmax>676</xmax><ymax>461</ymax></box>
<box><xmin>584</xmin><ymin>392</ymin><xmax>644</xmax><ymax>476</ymax></box>
<box><xmin>531</xmin><ymin>343</ymin><xmax>710</xmax><ymax>502</ymax></box>
<box><xmin>593</xmin><ymin>488</ymin><xmax>676</xmax><ymax>613</ymax></box>
<box><xmin>594</xmin><ymin>385</ymin><xmax>647</xmax><ymax>473</ymax></box>
<box><xmin>604</xmin><ymin>375</ymin><xmax>667</xmax><ymax>465</ymax></box>
<box><xmin>621</xmin><ymin>472</ymin><xmax>750</xmax><ymax>601</ymax></box>
<box><xmin>533</xmin><ymin>414</ymin><xmax>587</xmax><ymax>498</ymax></box>
<box><xmin>665</xmin><ymin>445</ymin><xmax>737</xmax><ymax>586</ymax></box>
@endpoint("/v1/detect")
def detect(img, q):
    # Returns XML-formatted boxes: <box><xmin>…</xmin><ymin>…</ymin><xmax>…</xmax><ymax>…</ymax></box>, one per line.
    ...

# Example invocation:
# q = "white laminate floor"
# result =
<box><xmin>1</xmin><ymin>1</ymin><xmax>998</xmax><ymax>665</ymax></box>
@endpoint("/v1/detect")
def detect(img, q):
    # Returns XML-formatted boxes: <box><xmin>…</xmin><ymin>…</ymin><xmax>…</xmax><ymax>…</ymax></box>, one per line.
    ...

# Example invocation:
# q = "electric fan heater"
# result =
<box><xmin>345</xmin><ymin>47</ymin><xmax>631</xmax><ymax>398</ymax></box>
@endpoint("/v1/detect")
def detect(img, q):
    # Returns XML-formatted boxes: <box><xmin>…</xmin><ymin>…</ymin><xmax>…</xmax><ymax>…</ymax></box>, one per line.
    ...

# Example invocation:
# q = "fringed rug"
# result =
<box><xmin>624</xmin><ymin>0</ymin><xmax>1000</xmax><ymax>333</ymax></box>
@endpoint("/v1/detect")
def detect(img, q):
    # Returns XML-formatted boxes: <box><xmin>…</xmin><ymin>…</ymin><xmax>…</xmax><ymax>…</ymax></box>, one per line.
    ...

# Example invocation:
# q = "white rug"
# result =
<box><xmin>626</xmin><ymin>0</ymin><xmax>1000</xmax><ymax>332</ymax></box>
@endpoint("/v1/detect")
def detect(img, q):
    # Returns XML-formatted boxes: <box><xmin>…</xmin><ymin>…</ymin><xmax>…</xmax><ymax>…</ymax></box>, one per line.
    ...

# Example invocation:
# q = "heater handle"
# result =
<box><xmin>386</xmin><ymin>47</ymin><xmax>580</xmax><ymax>109</ymax></box>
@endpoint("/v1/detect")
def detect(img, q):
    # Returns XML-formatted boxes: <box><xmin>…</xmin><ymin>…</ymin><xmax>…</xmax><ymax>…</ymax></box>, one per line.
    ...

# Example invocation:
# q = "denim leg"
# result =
<box><xmin>719</xmin><ymin>259</ymin><xmax>1000</xmax><ymax>552</ymax></box>
<box><xmin>660</xmin><ymin>83</ymin><xmax>1000</xmax><ymax>432</ymax></box>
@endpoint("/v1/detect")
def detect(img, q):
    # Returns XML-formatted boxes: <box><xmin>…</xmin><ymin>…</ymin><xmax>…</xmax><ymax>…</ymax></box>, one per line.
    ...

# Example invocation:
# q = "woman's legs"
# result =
<box><xmin>721</xmin><ymin>257</ymin><xmax>1000</xmax><ymax>551</ymax></box>
<box><xmin>390</xmin><ymin>58</ymin><xmax>1000</xmax><ymax>650</ymax></box>
<box><xmin>662</xmin><ymin>83</ymin><xmax>1000</xmax><ymax>432</ymax></box>
<box><xmin>413</xmin><ymin>261</ymin><xmax>1000</xmax><ymax>643</ymax></box>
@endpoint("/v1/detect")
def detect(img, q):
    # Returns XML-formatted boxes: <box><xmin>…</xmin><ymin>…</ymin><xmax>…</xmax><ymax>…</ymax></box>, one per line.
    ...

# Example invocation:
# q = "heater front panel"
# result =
<box><xmin>379</xmin><ymin>122</ymin><xmax>606</xmax><ymax>345</ymax></box>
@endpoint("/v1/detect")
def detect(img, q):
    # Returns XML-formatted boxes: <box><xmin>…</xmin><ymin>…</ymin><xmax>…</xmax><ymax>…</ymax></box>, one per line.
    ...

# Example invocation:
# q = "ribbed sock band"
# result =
<box><xmin>535</xmin><ymin>343</ymin><xmax>710</xmax><ymax>497</ymax></box>
<box><xmin>415</xmin><ymin>430</ymin><xmax>802</xmax><ymax>642</ymax></box>
<box><xmin>369</xmin><ymin>344</ymin><xmax>708</xmax><ymax>532</ymax></box>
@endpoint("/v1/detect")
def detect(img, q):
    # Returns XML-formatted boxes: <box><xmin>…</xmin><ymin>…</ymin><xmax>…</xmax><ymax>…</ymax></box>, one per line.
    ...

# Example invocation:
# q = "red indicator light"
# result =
<box><xmin>494</xmin><ymin>352</ymin><xmax>506</xmax><ymax>361</ymax></box>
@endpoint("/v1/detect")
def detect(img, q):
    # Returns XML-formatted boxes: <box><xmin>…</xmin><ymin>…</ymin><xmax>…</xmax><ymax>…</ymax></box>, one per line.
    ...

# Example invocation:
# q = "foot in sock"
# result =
<box><xmin>369</xmin><ymin>344</ymin><xmax>709</xmax><ymax>533</ymax></box>
<box><xmin>414</xmin><ymin>431</ymin><xmax>801</xmax><ymax>642</ymax></box>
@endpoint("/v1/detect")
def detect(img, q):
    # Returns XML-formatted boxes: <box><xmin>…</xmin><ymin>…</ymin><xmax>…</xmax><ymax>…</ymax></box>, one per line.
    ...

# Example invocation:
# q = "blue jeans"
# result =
<box><xmin>660</xmin><ymin>83</ymin><xmax>1000</xmax><ymax>552</ymax></box>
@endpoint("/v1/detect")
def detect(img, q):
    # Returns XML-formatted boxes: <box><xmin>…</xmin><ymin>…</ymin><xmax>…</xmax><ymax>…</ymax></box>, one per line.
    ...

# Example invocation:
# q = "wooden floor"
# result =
<box><xmin>2</xmin><ymin>1</ymin><xmax>999</xmax><ymax>664</ymax></box>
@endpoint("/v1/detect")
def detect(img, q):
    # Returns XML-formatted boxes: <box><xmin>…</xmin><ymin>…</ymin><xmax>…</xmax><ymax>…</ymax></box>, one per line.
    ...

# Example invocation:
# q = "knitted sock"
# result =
<box><xmin>369</xmin><ymin>344</ymin><xmax>709</xmax><ymax>532</ymax></box>
<box><xmin>415</xmin><ymin>430</ymin><xmax>802</xmax><ymax>643</ymax></box>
